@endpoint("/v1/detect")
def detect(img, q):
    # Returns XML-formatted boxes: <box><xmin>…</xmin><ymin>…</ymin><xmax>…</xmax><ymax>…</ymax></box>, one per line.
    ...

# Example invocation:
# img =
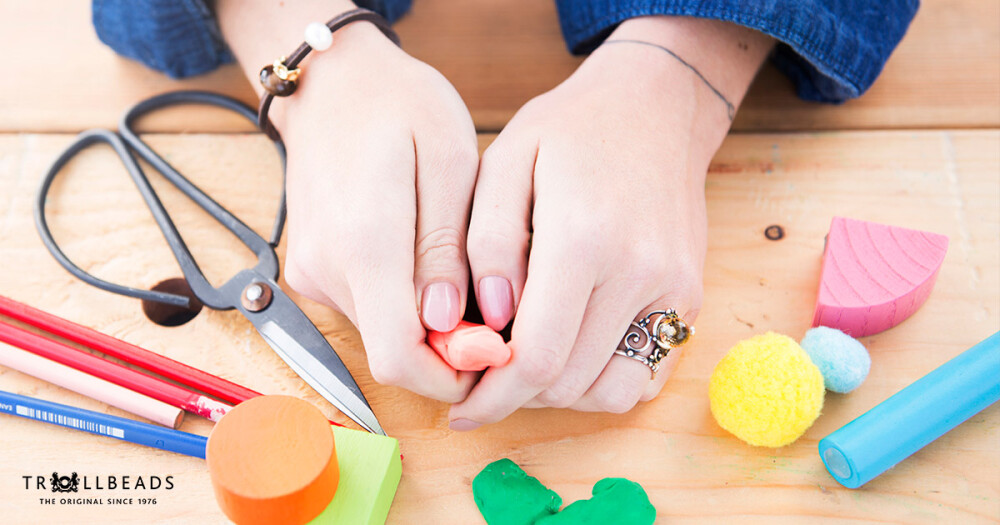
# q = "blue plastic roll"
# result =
<box><xmin>819</xmin><ymin>331</ymin><xmax>1000</xmax><ymax>488</ymax></box>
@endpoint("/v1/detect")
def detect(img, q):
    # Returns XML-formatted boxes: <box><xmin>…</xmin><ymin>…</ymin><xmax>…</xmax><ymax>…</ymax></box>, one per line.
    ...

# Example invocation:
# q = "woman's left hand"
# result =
<box><xmin>449</xmin><ymin>16</ymin><xmax>772</xmax><ymax>430</ymax></box>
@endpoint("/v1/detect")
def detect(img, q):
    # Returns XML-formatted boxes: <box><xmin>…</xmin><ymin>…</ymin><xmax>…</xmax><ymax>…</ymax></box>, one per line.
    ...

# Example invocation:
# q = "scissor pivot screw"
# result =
<box><xmin>242</xmin><ymin>282</ymin><xmax>273</xmax><ymax>312</ymax></box>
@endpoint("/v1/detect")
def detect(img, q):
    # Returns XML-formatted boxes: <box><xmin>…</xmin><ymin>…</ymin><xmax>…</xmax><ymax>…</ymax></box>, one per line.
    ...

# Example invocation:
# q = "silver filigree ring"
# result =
<box><xmin>613</xmin><ymin>309</ymin><xmax>694</xmax><ymax>379</ymax></box>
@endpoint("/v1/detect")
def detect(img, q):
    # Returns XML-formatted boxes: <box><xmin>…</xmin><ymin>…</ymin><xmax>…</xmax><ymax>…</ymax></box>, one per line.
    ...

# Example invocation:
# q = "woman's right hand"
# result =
<box><xmin>218</xmin><ymin>2</ymin><xmax>480</xmax><ymax>402</ymax></box>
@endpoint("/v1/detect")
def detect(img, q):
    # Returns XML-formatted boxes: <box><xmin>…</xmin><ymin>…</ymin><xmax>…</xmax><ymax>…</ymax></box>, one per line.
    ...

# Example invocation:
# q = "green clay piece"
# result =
<box><xmin>536</xmin><ymin>477</ymin><xmax>656</xmax><ymax>525</ymax></box>
<box><xmin>473</xmin><ymin>459</ymin><xmax>562</xmax><ymax>525</ymax></box>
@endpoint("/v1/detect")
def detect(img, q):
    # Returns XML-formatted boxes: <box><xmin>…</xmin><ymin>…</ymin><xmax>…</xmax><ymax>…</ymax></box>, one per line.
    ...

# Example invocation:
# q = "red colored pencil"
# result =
<box><xmin>0</xmin><ymin>321</ymin><xmax>230</xmax><ymax>421</ymax></box>
<box><xmin>0</xmin><ymin>296</ymin><xmax>347</xmax><ymax>428</ymax></box>
<box><xmin>0</xmin><ymin>295</ymin><xmax>258</xmax><ymax>405</ymax></box>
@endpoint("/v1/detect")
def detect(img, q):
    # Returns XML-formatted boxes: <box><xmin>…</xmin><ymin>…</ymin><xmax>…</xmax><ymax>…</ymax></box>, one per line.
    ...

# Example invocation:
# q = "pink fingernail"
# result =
<box><xmin>449</xmin><ymin>418</ymin><xmax>481</xmax><ymax>432</ymax></box>
<box><xmin>479</xmin><ymin>276</ymin><xmax>513</xmax><ymax>331</ymax></box>
<box><xmin>422</xmin><ymin>282</ymin><xmax>461</xmax><ymax>332</ymax></box>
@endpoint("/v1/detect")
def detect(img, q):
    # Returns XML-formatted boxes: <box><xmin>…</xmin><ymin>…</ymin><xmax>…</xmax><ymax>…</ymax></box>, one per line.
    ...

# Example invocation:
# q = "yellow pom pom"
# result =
<box><xmin>709</xmin><ymin>332</ymin><xmax>825</xmax><ymax>447</ymax></box>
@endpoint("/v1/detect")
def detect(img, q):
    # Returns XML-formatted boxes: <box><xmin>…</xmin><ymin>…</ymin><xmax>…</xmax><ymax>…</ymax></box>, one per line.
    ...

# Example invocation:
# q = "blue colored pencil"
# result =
<box><xmin>0</xmin><ymin>390</ymin><xmax>207</xmax><ymax>459</ymax></box>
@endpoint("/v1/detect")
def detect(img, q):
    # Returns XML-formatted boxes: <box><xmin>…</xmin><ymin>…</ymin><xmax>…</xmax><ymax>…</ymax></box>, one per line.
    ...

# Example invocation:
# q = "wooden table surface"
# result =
<box><xmin>1</xmin><ymin>1</ymin><xmax>997</xmax><ymax>523</ymax></box>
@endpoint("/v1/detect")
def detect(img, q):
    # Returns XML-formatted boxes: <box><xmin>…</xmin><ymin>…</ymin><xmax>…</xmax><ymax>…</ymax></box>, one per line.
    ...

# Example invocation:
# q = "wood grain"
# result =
<box><xmin>0</xmin><ymin>130</ymin><xmax>995</xmax><ymax>523</ymax></box>
<box><xmin>1</xmin><ymin>0</ymin><xmax>997</xmax><ymax>134</ymax></box>
<box><xmin>814</xmin><ymin>216</ymin><xmax>950</xmax><ymax>337</ymax></box>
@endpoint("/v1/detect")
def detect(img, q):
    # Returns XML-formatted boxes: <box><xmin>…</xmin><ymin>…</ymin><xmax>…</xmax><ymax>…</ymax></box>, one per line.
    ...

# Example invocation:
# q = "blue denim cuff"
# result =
<box><xmin>93</xmin><ymin>0</ymin><xmax>233</xmax><ymax>79</ymax></box>
<box><xmin>92</xmin><ymin>0</ymin><xmax>412</xmax><ymax>79</ymax></box>
<box><xmin>362</xmin><ymin>0</ymin><xmax>413</xmax><ymax>24</ymax></box>
<box><xmin>553</xmin><ymin>0</ymin><xmax>919</xmax><ymax>103</ymax></box>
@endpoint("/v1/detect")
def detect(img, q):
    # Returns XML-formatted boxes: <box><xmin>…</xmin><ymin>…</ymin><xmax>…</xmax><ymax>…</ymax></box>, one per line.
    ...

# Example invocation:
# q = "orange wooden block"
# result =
<box><xmin>206</xmin><ymin>396</ymin><xmax>339</xmax><ymax>525</ymax></box>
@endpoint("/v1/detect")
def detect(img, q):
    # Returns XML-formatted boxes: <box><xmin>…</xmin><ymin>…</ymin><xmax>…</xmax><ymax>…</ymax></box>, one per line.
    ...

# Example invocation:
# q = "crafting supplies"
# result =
<box><xmin>0</xmin><ymin>344</ymin><xmax>183</xmax><ymax>428</ymax></box>
<box><xmin>0</xmin><ymin>390</ymin><xmax>207</xmax><ymax>458</ymax></box>
<box><xmin>207</xmin><ymin>396</ymin><xmax>339</xmax><ymax>525</ymax></box>
<box><xmin>36</xmin><ymin>91</ymin><xmax>382</xmax><ymax>435</ymax></box>
<box><xmin>473</xmin><ymin>459</ymin><xmax>656</xmax><ymax>525</ymax></box>
<box><xmin>315</xmin><ymin>426</ymin><xmax>401</xmax><ymax>525</ymax></box>
<box><xmin>0</xmin><ymin>295</ymin><xmax>347</xmax><ymax>429</ymax></box>
<box><xmin>819</xmin><ymin>331</ymin><xmax>1000</xmax><ymax>488</ymax></box>
<box><xmin>813</xmin><ymin>216</ymin><xmax>949</xmax><ymax>337</ymax></box>
<box><xmin>800</xmin><ymin>326</ymin><xmax>871</xmax><ymax>394</ymax></box>
<box><xmin>474</xmin><ymin>459</ymin><xmax>562</xmax><ymax>525</ymax></box>
<box><xmin>427</xmin><ymin>321</ymin><xmax>511</xmax><ymax>371</ymax></box>
<box><xmin>207</xmin><ymin>395</ymin><xmax>401</xmax><ymax>525</ymax></box>
<box><xmin>709</xmin><ymin>332</ymin><xmax>825</xmax><ymax>447</ymax></box>
<box><xmin>0</xmin><ymin>295</ymin><xmax>259</xmax><ymax>405</ymax></box>
<box><xmin>0</xmin><ymin>319</ymin><xmax>230</xmax><ymax>421</ymax></box>
<box><xmin>536</xmin><ymin>479</ymin><xmax>656</xmax><ymax>525</ymax></box>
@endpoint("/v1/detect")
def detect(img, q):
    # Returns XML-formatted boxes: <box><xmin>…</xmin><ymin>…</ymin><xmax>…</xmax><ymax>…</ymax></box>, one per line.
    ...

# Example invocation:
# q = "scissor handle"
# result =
<box><xmin>34</xmin><ymin>92</ymin><xmax>287</xmax><ymax>310</ymax></box>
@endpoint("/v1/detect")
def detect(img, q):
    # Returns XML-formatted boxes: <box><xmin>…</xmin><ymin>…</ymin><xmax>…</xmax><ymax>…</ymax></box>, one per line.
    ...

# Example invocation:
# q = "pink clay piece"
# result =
<box><xmin>427</xmin><ymin>321</ymin><xmax>511</xmax><ymax>371</ymax></box>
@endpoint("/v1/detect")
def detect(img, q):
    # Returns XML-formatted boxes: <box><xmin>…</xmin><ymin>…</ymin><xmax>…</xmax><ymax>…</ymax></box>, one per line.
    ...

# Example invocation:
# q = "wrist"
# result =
<box><xmin>217</xmin><ymin>0</ymin><xmax>403</xmax><ymax>140</ymax></box>
<box><xmin>572</xmin><ymin>42</ymin><xmax>726</xmax><ymax>162</ymax></box>
<box><xmin>578</xmin><ymin>16</ymin><xmax>772</xmax><ymax>157</ymax></box>
<box><xmin>268</xmin><ymin>21</ymin><xmax>400</xmax><ymax>137</ymax></box>
<box><xmin>610</xmin><ymin>16</ymin><xmax>773</xmax><ymax>104</ymax></box>
<box><xmin>217</xmin><ymin>0</ymin><xmax>358</xmax><ymax>81</ymax></box>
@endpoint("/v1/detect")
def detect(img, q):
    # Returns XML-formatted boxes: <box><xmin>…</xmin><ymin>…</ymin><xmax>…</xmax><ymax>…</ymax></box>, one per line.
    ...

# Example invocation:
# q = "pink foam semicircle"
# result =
<box><xmin>813</xmin><ymin>217</ymin><xmax>949</xmax><ymax>337</ymax></box>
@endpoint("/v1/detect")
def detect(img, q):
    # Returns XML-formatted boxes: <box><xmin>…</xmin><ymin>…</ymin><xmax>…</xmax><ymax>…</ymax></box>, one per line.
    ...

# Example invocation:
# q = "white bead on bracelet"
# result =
<box><xmin>304</xmin><ymin>21</ymin><xmax>334</xmax><ymax>51</ymax></box>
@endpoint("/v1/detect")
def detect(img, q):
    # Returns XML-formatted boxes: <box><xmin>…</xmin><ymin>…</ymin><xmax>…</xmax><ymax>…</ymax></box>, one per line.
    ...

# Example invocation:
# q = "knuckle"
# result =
<box><xmin>631</xmin><ymin>245</ymin><xmax>672</xmax><ymax>280</ymax></box>
<box><xmin>467</xmin><ymin>224</ymin><xmax>528</xmax><ymax>263</ymax></box>
<box><xmin>592</xmin><ymin>382</ymin><xmax>642</xmax><ymax>414</ymax></box>
<box><xmin>660</xmin><ymin>270</ymin><xmax>703</xmax><ymax>312</ymax></box>
<box><xmin>338</xmin><ymin>213</ymin><xmax>385</xmax><ymax>247</ymax></box>
<box><xmin>554</xmin><ymin>207</ymin><xmax>616</xmax><ymax>257</ymax></box>
<box><xmin>517</xmin><ymin>344</ymin><xmax>565</xmax><ymax>388</ymax></box>
<box><xmin>639</xmin><ymin>383</ymin><xmax>666</xmax><ymax>403</ymax></box>
<box><xmin>436</xmin><ymin>386</ymin><xmax>469</xmax><ymax>405</ymax></box>
<box><xmin>559</xmin><ymin>227</ymin><xmax>601</xmax><ymax>260</ymax></box>
<box><xmin>337</xmin><ymin>220</ymin><xmax>403</xmax><ymax>271</ymax></box>
<box><xmin>367</xmin><ymin>356</ymin><xmax>407</xmax><ymax>387</ymax></box>
<box><xmin>282</xmin><ymin>259</ymin><xmax>312</xmax><ymax>296</ymax></box>
<box><xmin>416</xmin><ymin>226</ymin><xmax>465</xmax><ymax>268</ymax></box>
<box><xmin>480</xmin><ymin>140</ymin><xmax>515</xmax><ymax>173</ymax></box>
<box><xmin>422</xmin><ymin>139</ymin><xmax>479</xmax><ymax>181</ymax></box>
<box><xmin>686</xmin><ymin>303</ymin><xmax>703</xmax><ymax>323</ymax></box>
<box><xmin>538</xmin><ymin>380</ymin><xmax>587</xmax><ymax>409</ymax></box>
<box><xmin>620</xmin><ymin>245</ymin><xmax>704</xmax><ymax>307</ymax></box>
<box><xmin>284</xmin><ymin>243</ymin><xmax>328</xmax><ymax>295</ymax></box>
<box><xmin>286</xmin><ymin>238</ymin><xmax>320</xmax><ymax>273</ymax></box>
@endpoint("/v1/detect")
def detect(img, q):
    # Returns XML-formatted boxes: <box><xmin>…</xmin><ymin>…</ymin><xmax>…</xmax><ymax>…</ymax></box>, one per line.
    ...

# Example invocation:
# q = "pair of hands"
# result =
<box><xmin>220</xmin><ymin>4</ymin><xmax>772</xmax><ymax>430</ymax></box>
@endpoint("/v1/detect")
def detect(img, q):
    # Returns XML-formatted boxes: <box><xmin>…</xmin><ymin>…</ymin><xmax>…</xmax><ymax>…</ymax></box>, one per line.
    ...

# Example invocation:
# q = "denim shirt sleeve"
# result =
<box><xmin>554</xmin><ymin>0</ymin><xmax>919</xmax><ymax>103</ymax></box>
<box><xmin>92</xmin><ymin>0</ymin><xmax>412</xmax><ymax>79</ymax></box>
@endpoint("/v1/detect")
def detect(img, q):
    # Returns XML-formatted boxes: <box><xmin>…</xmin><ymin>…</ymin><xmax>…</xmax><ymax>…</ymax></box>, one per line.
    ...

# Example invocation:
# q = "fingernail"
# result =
<box><xmin>479</xmin><ymin>276</ymin><xmax>513</xmax><ymax>331</ymax></box>
<box><xmin>449</xmin><ymin>418</ymin><xmax>481</xmax><ymax>432</ymax></box>
<box><xmin>422</xmin><ymin>282</ymin><xmax>461</xmax><ymax>332</ymax></box>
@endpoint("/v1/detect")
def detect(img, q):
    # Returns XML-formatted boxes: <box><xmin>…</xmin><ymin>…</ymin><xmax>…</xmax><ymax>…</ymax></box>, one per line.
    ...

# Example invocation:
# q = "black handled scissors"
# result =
<box><xmin>34</xmin><ymin>91</ymin><xmax>384</xmax><ymax>435</ymax></box>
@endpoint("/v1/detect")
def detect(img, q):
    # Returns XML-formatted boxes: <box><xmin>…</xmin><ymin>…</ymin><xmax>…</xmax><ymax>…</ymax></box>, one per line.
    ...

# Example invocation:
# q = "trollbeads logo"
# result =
<box><xmin>23</xmin><ymin>472</ymin><xmax>173</xmax><ymax>506</ymax></box>
<box><xmin>50</xmin><ymin>472</ymin><xmax>79</xmax><ymax>493</ymax></box>
<box><xmin>24</xmin><ymin>473</ymin><xmax>174</xmax><ymax>492</ymax></box>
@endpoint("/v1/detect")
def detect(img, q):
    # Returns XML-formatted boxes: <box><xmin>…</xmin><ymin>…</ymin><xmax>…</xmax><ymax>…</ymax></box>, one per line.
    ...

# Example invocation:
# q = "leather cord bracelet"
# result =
<box><xmin>256</xmin><ymin>8</ymin><xmax>401</xmax><ymax>140</ymax></box>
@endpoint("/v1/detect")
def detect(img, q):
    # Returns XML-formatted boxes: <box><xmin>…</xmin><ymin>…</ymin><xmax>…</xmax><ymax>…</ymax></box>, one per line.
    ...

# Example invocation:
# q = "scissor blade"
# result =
<box><xmin>256</xmin><ymin>319</ymin><xmax>385</xmax><ymax>436</ymax></box>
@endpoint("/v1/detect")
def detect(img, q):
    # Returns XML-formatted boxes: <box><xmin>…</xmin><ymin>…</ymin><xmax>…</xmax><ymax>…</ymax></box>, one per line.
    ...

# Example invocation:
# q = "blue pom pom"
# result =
<box><xmin>800</xmin><ymin>327</ymin><xmax>871</xmax><ymax>393</ymax></box>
